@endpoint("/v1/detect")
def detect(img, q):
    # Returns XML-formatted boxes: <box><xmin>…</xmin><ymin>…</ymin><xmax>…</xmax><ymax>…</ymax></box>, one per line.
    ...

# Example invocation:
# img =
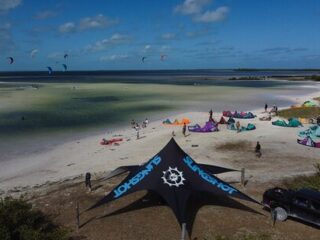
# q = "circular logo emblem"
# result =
<box><xmin>162</xmin><ymin>167</ymin><xmax>185</xmax><ymax>187</ymax></box>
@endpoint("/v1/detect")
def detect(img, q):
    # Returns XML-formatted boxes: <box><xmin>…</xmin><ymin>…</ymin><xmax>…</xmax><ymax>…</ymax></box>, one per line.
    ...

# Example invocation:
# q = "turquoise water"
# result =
<box><xmin>0</xmin><ymin>78</ymin><xmax>319</xmax><ymax>161</ymax></box>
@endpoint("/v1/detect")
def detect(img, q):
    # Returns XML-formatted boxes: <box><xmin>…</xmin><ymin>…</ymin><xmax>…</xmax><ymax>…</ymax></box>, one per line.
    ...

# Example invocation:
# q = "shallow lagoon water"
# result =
<box><xmin>0</xmin><ymin>78</ymin><xmax>319</xmax><ymax>161</ymax></box>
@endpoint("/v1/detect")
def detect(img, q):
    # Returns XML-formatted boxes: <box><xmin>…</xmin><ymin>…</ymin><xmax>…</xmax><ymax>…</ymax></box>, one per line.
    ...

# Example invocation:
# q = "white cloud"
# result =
<box><xmin>160</xmin><ymin>45</ymin><xmax>170</xmax><ymax>52</ymax></box>
<box><xmin>0</xmin><ymin>0</ymin><xmax>22</xmax><ymax>11</ymax></box>
<box><xmin>34</xmin><ymin>10</ymin><xmax>57</xmax><ymax>20</ymax></box>
<box><xmin>194</xmin><ymin>6</ymin><xmax>229</xmax><ymax>23</ymax></box>
<box><xmin>48</xmin><ymin>52</ymin><xmax>63</xmax><ymax>60</ymax></box>
<box><xmin>161</xmin><ymin>33</ymin><xmax>176</xmax><ymax>40</ymax></box>
<box><xmin>58</xmin><ymin>14</ymin><xmax>118</xmax><ymax>33</ymax></box>
<box><xmin>85</xmin><ymin>34</ymin><xmax>129</xmax><ymax>52</ymax></box>
<box><xmin>0</xmin><ymin>23</ymin><xmax>14</xmax><ymax>53</ymax></box>
<box><xmin>58</xmin><ymin>22</ymin><xmax>76</xmax><ymax>33</ymax></box>
<box><xmin>78</xmin><ymin>14</ymin><xmax>118</xmax><ymax>30</ymax></box>
<box><xmin>30</xmin><ymin>49</ymin><xmax>39</xmax><ymax>58</ymax></box>
<box><xmin>142</xmin><ymin>44</ymin><xmax>152</xmax><ymax>53</ymax></box>
<box><xmin>174</xmin><ymin>0</ymin><xmax>211</xmax><ymax>15</ymax></box>
<box><xmin>100</xmin><ymin>54</ymin><xmax>129</xmax><ymax>61</ymax></box>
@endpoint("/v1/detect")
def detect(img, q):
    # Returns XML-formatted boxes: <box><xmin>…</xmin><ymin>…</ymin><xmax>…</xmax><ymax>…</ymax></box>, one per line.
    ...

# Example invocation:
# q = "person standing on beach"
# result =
<box><xmin>182</xmin><ymin>123</ymin><xmax>187</xmax><ymax>137</ymax></box>
<box><xmin>209</xmin><ymin>109</ymin><xmax>213</xmax><ymax>121</ymax></box>
<box><xmin>236</xmin><ymin>121</ymin><xmax>240</xmax><ymax>132</ymax></box>
<box><xmin>85</xmin><ymin>172</ymin><xmax>92</xmax><ymax>192</ymax></box>
<box><xmin>255</xmin><ymin>141</ymin><xmax>261</xmax><ymax>157</ymax></box>
<box><xmin>264</xmin><ymin>103</ymin><xmax>268</xmax><ymax>112</ymax></box>
<box><xmin>135</xmin><ymin>124</ymin><xmax>140</xmax><ymax>139</ymax></box>
<box><xmin>131</xmin><ymin>119</ymin><xmax>135</xmax><ymax>128</ymax></box>
<box><xmin>143</xmin><ymin>118</ymin><xmax>149</xmax><ymax>128</ymax></box>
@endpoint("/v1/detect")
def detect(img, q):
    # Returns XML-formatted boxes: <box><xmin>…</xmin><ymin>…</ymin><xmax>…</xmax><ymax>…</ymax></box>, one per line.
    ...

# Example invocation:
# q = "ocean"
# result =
<box><xmin>0</xmin><ymin>69</ymin><xmax>319</xmax><ymax>161</ymax></box>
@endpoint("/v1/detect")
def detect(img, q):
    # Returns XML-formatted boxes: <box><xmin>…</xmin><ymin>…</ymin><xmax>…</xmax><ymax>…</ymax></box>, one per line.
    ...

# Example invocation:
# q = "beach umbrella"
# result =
<box><xmin>89</xmin><ymin>138</ymin><xmax>259</xmax><ymax>236</ymax></box>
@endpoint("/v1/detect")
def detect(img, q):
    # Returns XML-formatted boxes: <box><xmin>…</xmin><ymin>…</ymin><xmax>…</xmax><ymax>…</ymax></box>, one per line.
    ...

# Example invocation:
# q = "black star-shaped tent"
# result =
<box><xmin>89</xmin><ymin>138</ymin><xmax>260</xmax><ymax>234</ymax></box>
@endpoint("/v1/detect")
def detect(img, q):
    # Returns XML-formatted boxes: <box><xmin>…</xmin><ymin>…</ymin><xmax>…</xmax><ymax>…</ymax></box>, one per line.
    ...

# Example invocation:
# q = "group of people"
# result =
<box><xmin>265</xmin><ymin>103</ymin><xmax>278</xmax><ymax>115</ymax></box>
<box><xmin>131</xmin><ymin>118</ymin><xmax>149</xmax><ymax>139</ymax></box>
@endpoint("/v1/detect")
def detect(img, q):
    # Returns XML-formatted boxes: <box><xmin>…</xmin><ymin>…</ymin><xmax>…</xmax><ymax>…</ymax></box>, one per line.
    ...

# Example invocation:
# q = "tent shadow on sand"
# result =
<box><xmin>91</xmin><ymin>190</ymin><xmax>263</xmax><ymax>236</ymax></box>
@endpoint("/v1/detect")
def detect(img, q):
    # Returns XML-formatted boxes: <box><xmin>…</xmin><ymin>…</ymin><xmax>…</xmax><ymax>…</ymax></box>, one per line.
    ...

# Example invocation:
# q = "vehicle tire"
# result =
<box><xmin>273</xmin><ymin>207</ymin><xmax>288</xmax><ymax>221</ymax></box>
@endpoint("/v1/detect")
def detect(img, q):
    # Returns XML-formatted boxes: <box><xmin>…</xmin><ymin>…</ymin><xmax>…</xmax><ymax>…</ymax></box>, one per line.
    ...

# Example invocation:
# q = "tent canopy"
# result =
<box><xmin>89</xmin><ymin>138</ymin><xmax>259</xmax><ymax>226</ymax></box>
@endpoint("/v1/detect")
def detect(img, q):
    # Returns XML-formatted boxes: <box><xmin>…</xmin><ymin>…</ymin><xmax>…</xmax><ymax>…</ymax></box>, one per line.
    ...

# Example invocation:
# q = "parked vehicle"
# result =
<box><xmin>262</xmin><ymin>187</ymin><xmax>320</xmax><ymax>227</ymax></box>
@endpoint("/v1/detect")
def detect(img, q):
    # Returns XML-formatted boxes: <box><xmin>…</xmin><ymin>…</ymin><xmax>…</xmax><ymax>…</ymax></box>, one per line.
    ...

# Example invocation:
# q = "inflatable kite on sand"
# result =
<box><xmin>299</xmin><ymin>125</ymin><xmax>320</xmax><ymax>139</ymax></box>
<box><xmin>272</xmin><ymin>118</ymin><xmax>302</xmax><ymax>128</ymax></box>
<box><xmin>297</xmin><ymin>136</ymin><xmax>320</xmax><ymax>148</ymax></box>
<box><xmin>100</xmin><ymin>138</ymin><xmax>123</xmax><ymax>145</ymax></box>
<box><xmin>188</xmin><ymin>121</ymin><xmax>218</xmax><ymax>133</ymax></box>
<box><xmin>227</xmin><ymin>123</ymin><xmax>256</xmax><ymax>132</ymax></box>
<box><xmin>223</xmin><ymin>111</ymin><xmax>255</xmax><ymax>119</ymax></box>
<box><xmin>163</xmin><ymin>118</ymin><xmax>191</xmax><ymax>126</ymax></box>
<box><xmin>218</xmin><ymin>116</ymin><xmax>227</xmax><ymax>124</ymax></box>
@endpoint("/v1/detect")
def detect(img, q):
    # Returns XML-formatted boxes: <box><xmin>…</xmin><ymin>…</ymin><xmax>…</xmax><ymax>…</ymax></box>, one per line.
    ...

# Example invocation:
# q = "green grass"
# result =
<box><xmin>305</xmin><ymin>75</ymin><xmax>320</xmax><ymax>81</ymax></box>
<box><xmin>229</xmin><ymin>77</ymin><xmax>261</xmax><ymax>80</ymax></box>
<box><xmin>283</xmin><ymin>164</ymin><xmax>320</xmax><ymax>190</ymax></box>
<box><xmin>278</xmin><ymin>107</ymin><xmax>320</xmax><ymax>119</ymax></box>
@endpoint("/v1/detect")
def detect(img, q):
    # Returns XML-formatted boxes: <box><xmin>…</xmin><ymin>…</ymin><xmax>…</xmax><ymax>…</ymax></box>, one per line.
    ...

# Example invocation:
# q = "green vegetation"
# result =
<box><xmin>229</xmin><ymin>77</ymin><xmax>261</xmax><ymax>80</ymax></box>
<box><xmin>305</xmin><ymin>75</ymin><xmax>320</xmax><ymax>81</ymax></box>
<box><xmin>314</xmin><ymin>97</ymin><xmax>320</xmax><ymax>101</ymax></box>
<box><xmin>284</xmin><ymin>164</ymin><xmax>320</xmax><ymax>190</ymax></box>
<box><xmin>278</xmin><ymin>107</ymin><xmax>320</xmax><ymax>119</ymax></box>
<box><xmin>0</xmin><ymin>197</ymin><xmax>69</xmax><ymax>240</ymax></box>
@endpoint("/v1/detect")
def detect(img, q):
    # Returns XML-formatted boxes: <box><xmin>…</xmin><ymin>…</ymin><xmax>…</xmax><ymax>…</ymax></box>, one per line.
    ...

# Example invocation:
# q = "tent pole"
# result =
<box><xmin>181</xmin><ymin>223</ymin><xmax>187</xmax><ymax>240</ymax></box>
<box><xmin>241</xmin><ymin>168</ymin><xmax>245</xmax><ymax>186</ymax></box>
<box><xmin>76</xmin><ymin>201</ymin><xmax>80</xmax><ymax>231</ymax></box>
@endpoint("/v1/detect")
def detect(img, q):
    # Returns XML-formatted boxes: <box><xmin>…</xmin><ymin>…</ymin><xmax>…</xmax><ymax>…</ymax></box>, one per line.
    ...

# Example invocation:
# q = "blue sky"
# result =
<box><xmin>0</xmin><ymin>0</ymin><xmax>320</xmax><ymax>71</ymax></box>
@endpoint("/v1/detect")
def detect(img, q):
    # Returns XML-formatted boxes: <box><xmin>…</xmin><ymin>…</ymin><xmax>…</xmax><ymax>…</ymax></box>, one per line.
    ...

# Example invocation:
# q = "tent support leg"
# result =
<box><xmin>241</xmin><ymin>168</ymin><xmax>245</xmax><ymax>186</ymax></box>
<box><xmin>181</xmin><ymin>223</ymin><xmax>187</xmax><ymax>240</ymax></box>
<box><xmin>76</xmin><ymin>201</ymin><xmax>80</xmax><ymax>231</ymax></box>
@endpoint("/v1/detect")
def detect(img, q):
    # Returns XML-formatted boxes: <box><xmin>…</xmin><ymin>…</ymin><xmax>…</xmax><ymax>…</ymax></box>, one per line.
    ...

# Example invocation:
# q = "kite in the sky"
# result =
<box><xmin>7</xmin><ymin>57</ymin><xmax>14</xmax><ymax>64</ymax></box>
<box><xmin>30</xmin><ymin>49</ymin><xmax>38</xmax><ymax>58</ymax></box>
<box><xmin>47</xmin><ymin>66</ymin><xmax>53</xmax><ymax>75</ymax></box>
<box><xmin>62</xmin><ymin>64</ymin><xmax>67</xmax><ymax>72</ymax></box>
<box><xmin>160</xmin><ymin>54</ymin><xmax>167</xmax><ymax>61</ymax></box>
<box><xmin>142</xmin><ymin>56</ymin><xmax>147</xmax><ymax>63</ymax></box>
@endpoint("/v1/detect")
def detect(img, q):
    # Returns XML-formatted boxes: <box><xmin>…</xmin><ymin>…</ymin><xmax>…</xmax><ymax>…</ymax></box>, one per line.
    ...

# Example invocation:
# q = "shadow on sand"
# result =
<box><xmin>81</xmin><ymin>190</ymin><xmax>263</xmax><ymax>236</ymax></box>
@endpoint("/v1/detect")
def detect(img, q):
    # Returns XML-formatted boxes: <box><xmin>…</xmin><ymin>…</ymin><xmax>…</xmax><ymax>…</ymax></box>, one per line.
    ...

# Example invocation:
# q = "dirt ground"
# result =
<box><xmin>27</xmin><ymin>170</ymin><xmax>320</xmax><ymax>240</ymax></box>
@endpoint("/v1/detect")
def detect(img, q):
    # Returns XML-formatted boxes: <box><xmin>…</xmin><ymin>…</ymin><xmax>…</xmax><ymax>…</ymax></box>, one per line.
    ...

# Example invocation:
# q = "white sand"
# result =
<box><xmin>0</xmin><ymin>91</ymin><xmax>319</xmax><ymax>194</ymax></box>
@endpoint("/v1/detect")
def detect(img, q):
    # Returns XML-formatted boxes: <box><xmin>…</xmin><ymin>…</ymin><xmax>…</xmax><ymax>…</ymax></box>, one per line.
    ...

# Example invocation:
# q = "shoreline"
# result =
<box><xmin>0</xmin><ymin>87</ymin><xmax>319</xmax><ymax>197</ymax></box>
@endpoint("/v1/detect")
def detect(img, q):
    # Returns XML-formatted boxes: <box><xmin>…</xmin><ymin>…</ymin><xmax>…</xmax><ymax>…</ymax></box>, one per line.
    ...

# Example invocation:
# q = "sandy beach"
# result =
<box><xmin>1</xmin><ymin>89</ymin><xmax>319</xmax><ymax>196</ymax></box>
